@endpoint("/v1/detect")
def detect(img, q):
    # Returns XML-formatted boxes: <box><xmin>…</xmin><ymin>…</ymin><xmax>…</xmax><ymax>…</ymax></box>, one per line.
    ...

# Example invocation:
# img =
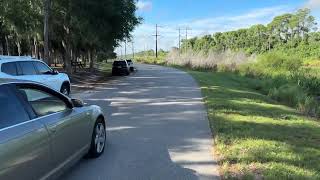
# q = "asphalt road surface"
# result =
<box><xmin>62</xmin><ymin>64</ymin><xmax>219</xmax><ymax>180</ymax></box>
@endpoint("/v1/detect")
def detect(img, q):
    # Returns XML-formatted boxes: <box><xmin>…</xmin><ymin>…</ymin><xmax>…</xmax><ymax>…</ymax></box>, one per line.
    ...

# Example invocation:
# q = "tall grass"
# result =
<box><xmin>166</xmin><ymin>49</ymin><xmax>320</xmax><ymax>117</ymax></box>
<box><xmin>166</xmin><ymin>49</ymin><xmax>255</xmax><ymax>71</ymax></box>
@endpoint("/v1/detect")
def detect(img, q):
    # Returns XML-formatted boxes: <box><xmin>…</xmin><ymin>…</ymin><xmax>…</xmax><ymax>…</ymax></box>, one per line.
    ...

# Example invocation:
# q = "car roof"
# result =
<box><xmin>0</xmin><ymin>78</ymin><xmax>41</xmax><ymax>86</ymax></box>
<box><xmin>0</xmin><ymin>56</ymin><xmax>43</xmax><ymax>64</ymax></box>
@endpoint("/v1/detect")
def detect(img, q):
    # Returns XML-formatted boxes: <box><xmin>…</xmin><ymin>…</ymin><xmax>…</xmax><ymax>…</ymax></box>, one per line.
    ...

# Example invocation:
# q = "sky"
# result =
<box><xmin>116</xmin><ymin>0</ymin><xmax>320</xmax><ymax>55</ymax></box>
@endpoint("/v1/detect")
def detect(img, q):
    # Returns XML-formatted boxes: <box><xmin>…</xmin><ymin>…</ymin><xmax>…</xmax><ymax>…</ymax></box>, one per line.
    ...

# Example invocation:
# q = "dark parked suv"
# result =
<box><xmin>112</xmin><ymin>60</ymin><xmax>130</xmax><ymax>76</ymax></box>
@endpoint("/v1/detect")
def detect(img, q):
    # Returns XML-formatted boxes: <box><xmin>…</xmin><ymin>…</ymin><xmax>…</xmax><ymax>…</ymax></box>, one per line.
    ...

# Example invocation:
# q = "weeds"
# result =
<box><xmin>166</xmin><ymin>50</ymin><xmax>320</xmax><ymax>118</ymax></box>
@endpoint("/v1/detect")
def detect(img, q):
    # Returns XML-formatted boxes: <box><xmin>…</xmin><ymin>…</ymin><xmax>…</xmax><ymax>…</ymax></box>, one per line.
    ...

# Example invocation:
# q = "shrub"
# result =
<box><xmin>257</xmin><ymin>52</ymin><xmax>302</xmax><ymax>72</ymax></box>
<box><xmin>268</xmin><ymin>84</ymin><xmax>306</xmax><ymax>107</ymax></box>
<box><xmin>297</xmin><ymin>96</ymin><xmax>320</xmax><ymax>117</ymax></box>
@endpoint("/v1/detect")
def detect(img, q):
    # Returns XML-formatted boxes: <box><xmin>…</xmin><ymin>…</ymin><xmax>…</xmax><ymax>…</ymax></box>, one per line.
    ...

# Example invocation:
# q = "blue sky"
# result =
<box><xmin>116</xmin><ymin>0</ymin><xmax>320</xmax><ymax>54</ymax></box>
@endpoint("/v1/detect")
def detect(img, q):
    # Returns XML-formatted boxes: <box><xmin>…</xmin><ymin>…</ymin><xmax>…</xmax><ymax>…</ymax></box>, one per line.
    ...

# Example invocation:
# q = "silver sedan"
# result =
<box><xmin>0</xmin><ymin>79</ymin><xmax>106</xmax><ymax>180</ymax></box>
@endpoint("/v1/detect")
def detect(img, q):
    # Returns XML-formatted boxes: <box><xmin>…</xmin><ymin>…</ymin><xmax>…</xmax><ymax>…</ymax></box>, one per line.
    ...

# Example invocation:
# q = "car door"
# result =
<box><xmin>16</xmin><ymin>61</ymin><xmax>39</xmax><ymax>82</ymax></box>
<box><xmin>16</xmin><ymin>85</ymin><xmax>91</xmax><ymax>175</ymax></box>
<box><xmin>0</xmin><ymin>85</ymin><xmax>51</xmax><ymax>180</ymax></box>
<box><xmin>33</xmin><ymin>61</ymin><xmax>60</xmax><ymax>91</ymax></box>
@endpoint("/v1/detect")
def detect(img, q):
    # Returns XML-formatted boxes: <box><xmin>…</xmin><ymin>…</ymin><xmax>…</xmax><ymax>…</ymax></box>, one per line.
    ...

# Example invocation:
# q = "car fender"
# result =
<box><xmin>55</xmin><ymin>73</ymin><xmax>70</xmax><ymax>91</ymax></box>
<box><xmin>88</xmin><ymin>105</ymin><xmax>106</xmax><ymax>132</ymax></box>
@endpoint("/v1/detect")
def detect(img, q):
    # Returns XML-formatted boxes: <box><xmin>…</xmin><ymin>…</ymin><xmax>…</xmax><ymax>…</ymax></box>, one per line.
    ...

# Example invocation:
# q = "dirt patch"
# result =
<box><xmin>68</xmin><ymin>68</ymin><xmax>113</xmax><ymax>93</ymax></box>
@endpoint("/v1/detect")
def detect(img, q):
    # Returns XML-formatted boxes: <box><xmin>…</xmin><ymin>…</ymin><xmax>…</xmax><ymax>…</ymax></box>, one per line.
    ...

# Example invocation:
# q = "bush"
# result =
<box><xmin>268</xmin><ymin>84</ymin><xmax>305</xmax><ymax>107</ymax></box>
<box><xmin>297</xmin><ymin>96</ymin><xmax>320</xmax><ymax>117</ymax></box>
<box><xmin>267</xmin><ymin>84</ymin><xmax>320</xmax><ymax>117</ymax></box>
<box><xmin>257</xmin><ymin>52</ymin><xmax>302</xmax><ymax>72</ymax></box>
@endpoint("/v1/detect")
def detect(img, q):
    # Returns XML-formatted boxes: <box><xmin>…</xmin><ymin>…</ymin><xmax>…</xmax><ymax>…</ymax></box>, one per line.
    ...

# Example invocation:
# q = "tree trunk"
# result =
<box><xmin>44</xmin><ymin>0</ymin><xmax>51</xmax><ymax>64</ymax></box>
<box><xmin>28</xmin><ymin>36</ymin><xmax>33</xmax><ymax>56</ymax></box>
<box><xmin>16</xmin><ymin>41</ymin><xmax>21</xmax><ymax>56</ymax></box>
<box><xmin>34</xmin><ymin>37</ymin><xmax>39</xmax><ymax>58</ymax></box>
<box><xmin>64</xmin><ymin>42</ymin><xmax>72</xmax><ymax>74</ymax></box>
<box><xmin>63</xmin><ymin>0</ymin><xmax>72</xmax><ymax>74</ymax></box>
<box><xmin>0</xmin><ymin>41</ymin><xmax>4</xmax><ymax>55</ymax></box>
<box><xmin>89</xmin><ymin>50</ymin><xmax>94</xmax><ymax>72</ymax></box>
<box><xmin>5</xmin><ymin>36</ymin><xmax>10</xmax><ymax>56</ymax></box>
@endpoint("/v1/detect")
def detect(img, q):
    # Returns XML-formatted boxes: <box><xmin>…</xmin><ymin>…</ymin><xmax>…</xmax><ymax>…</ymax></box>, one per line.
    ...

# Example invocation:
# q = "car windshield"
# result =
<box><xmin>113</xmin><ymin>61</ymin><xmax>126</xmax><ymax>66</ymax></box>
<box><xmin>127</xmin><ymin>60</ymin><xmax>132</xmax><ymax>63</ymax></box>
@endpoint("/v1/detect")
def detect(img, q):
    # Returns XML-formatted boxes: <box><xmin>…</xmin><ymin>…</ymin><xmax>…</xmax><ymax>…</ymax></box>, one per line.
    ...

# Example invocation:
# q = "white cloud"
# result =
<box><xmin>115</xmin><ymin>5</ymin><xmax>305</xmax><ymax>54</ymax></box>
<box><xmin>305</xmin><ymin>0</ymin><xmax>320</xmax><ymax>9</ymax></box>
<box><xmin>137</xmin><ymin>1</ymin><xmax>152</xmax><ymax>12</ymax></box>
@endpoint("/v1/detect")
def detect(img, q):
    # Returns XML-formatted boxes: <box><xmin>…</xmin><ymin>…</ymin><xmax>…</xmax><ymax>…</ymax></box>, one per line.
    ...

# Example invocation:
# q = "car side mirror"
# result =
<box><xmin>71</xmin><ymin>98</ymin><xmax>85</xmax><ymax>107</ymax></box>
<box><xmin>52</xmin><ymin>69</ymin><xmax>59</xmax><ymax>75</ymax></box>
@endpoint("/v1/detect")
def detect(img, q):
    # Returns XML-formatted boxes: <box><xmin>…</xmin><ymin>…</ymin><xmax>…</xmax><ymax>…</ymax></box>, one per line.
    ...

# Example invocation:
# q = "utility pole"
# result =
<box><xmin>152</xmin><ymin>24</ymin><xmax>161</xmax><ymax>58</ymax></box>
<box><xmin>124</xmin><ymin>40</ymin><xmax>127</xmax><ymax>59</ymax></box>
<box><xmin>132</xmin><ymin>41</ymin><xmax>135</xmax><ymax>59</ymax></box>
<box><xmin>120</xmin><ymin>45</ymin><xmax>123</xmax><ymax>58</ymax></box>
<box><xmin>177</xmin><ymin>28</ymin><xmax>181</xmax><ymax>54</ymax></box>
<box><xmin>185</xmin><ymin>27</ymin><xmax>191</xmax><ymax>53</ymax></box>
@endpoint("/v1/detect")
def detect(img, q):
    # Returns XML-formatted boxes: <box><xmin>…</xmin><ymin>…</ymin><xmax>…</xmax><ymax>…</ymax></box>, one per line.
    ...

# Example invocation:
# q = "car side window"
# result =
<box><xmin>0</xmin><ymin>85</ymin><xmax>30</xmax><ymax>129</ymax></box>
<box><xmin>1</xmin><ymin>62</ymin><xmax>18</xmax><ymax>76</ymax></box>
<box><xmin>17</xmin><ymin>87</ymin><xmax>69</xmax><ymax>117</ymax></box>
<box><xmin>33</xmin><ymin>62</ymin><xmax>52</xmax><ymax>74</ymax></box>
<box><xmin>18</xmin><ymin>62</ymin><xmax>37</xmax><ymax>75</ymax></box>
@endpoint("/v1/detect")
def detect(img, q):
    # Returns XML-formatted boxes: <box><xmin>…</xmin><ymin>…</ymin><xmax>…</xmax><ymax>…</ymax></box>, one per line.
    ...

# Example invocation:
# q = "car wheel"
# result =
<box><xmin>60</xmin><ymin>83</ymin><xmax>70</xmax><ymax>96</ymax></box>
<box><xmin>88</xmin><ymin>118</ymin><xmax>106</xmax><ymax>158</ymax></box>
<box><xmin>126</xmin><ymin>70</ymin><xmax>130</xmax><ymax>76</ymax></box>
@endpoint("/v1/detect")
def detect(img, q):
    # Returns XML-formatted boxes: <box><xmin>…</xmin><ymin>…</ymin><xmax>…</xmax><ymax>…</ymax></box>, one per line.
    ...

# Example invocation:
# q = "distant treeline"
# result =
<box><xmin>134</xmin><ymin>49</ymin><xmax>168</xmax><ymax>57</ymax></box>
<box><xmin>182</xmin><ymin>8</ymin><xmax>320</xmax><ymax>59</ymax></box>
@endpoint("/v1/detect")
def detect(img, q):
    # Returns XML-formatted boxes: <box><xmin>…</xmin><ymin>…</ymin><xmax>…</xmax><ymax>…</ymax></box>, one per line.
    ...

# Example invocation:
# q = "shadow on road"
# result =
<box><xmin>62</xmin><ymin>64</ymin><xmax>219</xmax><ymax>180</ymax></box>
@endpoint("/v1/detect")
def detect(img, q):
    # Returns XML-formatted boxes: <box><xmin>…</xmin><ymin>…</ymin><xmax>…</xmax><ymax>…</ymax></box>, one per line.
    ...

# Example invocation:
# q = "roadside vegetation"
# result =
<box><xmin>189</xmin><ymin>70</ymin><xmax>320</xmax><ymax>179</ymax></box>
<box><xmin>134</xmin><ymin>49</ymin><xmax>168</xmax><ymax>65</ymax></box>
<box><xmin>165</xmin><ymin>8</ymin><xmax>320</xmax><ymax>118</ymax></box>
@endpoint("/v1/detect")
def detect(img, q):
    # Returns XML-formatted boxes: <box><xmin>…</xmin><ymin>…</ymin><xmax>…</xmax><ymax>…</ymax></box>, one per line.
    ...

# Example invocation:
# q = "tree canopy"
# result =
<box><xmin>182</xmin><ymin>8</ymin><xmax>320</xmax><ymax>59</ymax></box>
<box><xmin>0</xmin><ymin>0</ymin><xmax>141</xmax><ymax>73</ymax></box>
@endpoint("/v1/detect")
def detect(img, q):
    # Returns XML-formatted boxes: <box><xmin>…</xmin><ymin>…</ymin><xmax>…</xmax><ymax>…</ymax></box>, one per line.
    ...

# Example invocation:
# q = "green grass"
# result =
<box><xmin>188</xmin><ymin>70</ymin><xmax>320</xmax><ymax>179</ymax></box>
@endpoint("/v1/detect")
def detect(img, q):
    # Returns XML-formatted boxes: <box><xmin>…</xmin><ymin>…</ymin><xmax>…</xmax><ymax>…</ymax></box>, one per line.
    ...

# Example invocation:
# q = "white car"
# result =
<box><xmin>0</xmin><ymin>56</ymin><xmax>71</xmax><ymax>95</ymax></box>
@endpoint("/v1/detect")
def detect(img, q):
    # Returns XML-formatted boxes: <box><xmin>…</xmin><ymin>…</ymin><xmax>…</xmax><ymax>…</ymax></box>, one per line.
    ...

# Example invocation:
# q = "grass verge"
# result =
<box><xmin>187</xmin><ymin>70</ymin><xmax>320</xmax><ymax>179</ymax></box>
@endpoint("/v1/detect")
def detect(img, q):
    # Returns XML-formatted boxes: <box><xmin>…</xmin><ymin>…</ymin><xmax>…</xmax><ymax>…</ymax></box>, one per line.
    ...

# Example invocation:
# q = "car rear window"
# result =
<box><xmin>1</xmin><ymin>62</ymin><xmax>18</xmax><ymax>76</ymax></box>
<box><xmin>113</xmin><ymin>61</ymin><xmax>127</xmax><ymax>66</ymax></box>
<box><xmin>18</xmin><ymin>62</ymin><xmax>37</xmax><ymax>75</ymax></box>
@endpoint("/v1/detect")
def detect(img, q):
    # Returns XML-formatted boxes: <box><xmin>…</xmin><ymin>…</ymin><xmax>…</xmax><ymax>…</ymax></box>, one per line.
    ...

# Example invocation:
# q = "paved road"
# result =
<box><xmin>62</xmin><ymin>64</ymin><xmax>219</xmax><ymax>180</ymax></box>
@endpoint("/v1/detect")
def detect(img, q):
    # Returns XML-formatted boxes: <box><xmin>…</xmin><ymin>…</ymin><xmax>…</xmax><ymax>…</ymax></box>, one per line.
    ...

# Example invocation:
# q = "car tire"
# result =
<box><xmin>87</xmin><ymin>118</ymin><xmax>106</xmax><ymax>158</ymax></box>
<box><xmin>125</xmin><ymin>70</ymin><xmax>130</xmax><ymax>76</ymax></box>
<box><xmin>60</xmin><ymin>83</ymin><xmax>70</xmax><ymax>96</ymax></box>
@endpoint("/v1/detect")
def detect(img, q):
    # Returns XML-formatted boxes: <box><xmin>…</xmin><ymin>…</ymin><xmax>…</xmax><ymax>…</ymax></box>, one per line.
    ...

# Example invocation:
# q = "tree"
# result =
<box><xmin>43</xmin><ymin>0</ymin><xmax>51</xmax><ymax>64</ymax></box>
<box><xmin>0</xmin><ymin>0</ymin><xmax>141</xmax><ymax>74</ymax></box>
<box><xmin>182</xmin><ymin>8</ymin><xmax>319</xmax><ymax>58</ymax></box>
